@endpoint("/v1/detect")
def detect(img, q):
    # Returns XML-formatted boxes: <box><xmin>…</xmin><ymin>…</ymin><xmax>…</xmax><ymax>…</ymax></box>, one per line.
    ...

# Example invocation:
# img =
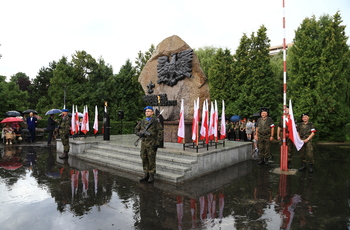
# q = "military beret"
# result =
<box><xmin>144</xmin><ymin>106</ymin><xmax>154</xmax><ymax>111</ymax></box>
<box><xmin>62</xmin><ymin>109</ymin><xmax>69</xmax><ymax>112</ymax></box>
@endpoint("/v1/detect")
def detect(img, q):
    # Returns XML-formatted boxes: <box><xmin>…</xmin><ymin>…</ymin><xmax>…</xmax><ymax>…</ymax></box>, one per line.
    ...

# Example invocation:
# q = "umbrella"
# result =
<box><xmin>22</xmin><ymin>109</ymin><xmax>38</xmax><ymax>114</ymax></box>
<box><xmin>1</xmin><ymin>117</ymin><xmax>24</xmax><ymax>123</ymax></box>
<box><xmin>230</xmin><ymin>115</ymin><xmax>241</xmax><ymax>122</ymax></box>
<box><xmin>78</xmin><ymin>112</ymin><xmax>83</xmax><ymax>118</ymax></box>
<box><xmin>0</xmin><ymin>162</ymin><xmax>23</xmax><ymax>171</ymax></box>
<box><xmin>6</xmin><ymin>111</ymin><xmax>21</xmax><ymax>117</ymax></box>
<box><xmin>45</xmin><ymin>109</ymin><xmax>62</xmax><ymax>115</ymax></box>
<box><xmin>252</xmin><ymin>111</ymin><xmax>261</xmax><ymax>117</ymax></box>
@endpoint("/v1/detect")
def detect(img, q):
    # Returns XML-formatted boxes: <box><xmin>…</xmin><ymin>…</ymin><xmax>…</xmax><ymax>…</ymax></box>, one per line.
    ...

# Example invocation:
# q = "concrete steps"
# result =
<box><xmin>76</xmin><ymin>142</ymin><xmax>199</xmax><ymax>182</ymax></box>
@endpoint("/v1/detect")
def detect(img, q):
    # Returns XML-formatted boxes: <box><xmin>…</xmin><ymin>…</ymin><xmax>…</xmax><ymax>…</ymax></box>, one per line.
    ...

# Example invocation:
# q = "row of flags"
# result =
<box><xmin>178</xmin><ymin>98</ymin><xmax>226</xmax><ymax>144</ymax></box>
<box><xmin>70</xmin><ymin>105</ymin><xmax>99</xmax><ymax>135</ymax></box>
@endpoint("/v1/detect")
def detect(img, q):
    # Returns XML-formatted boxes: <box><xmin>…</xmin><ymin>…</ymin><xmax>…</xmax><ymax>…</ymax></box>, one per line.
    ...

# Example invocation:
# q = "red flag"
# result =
<box><xmin>208</xmin><ymin>101</ymin><xmax>215</xmax><ymax>140</ymax></box>
<box><xmin>287</xmin><ymin>100</ymin><xmax>304</xmax><ymax>151</ymax></box>
<box><xmin>82</xmin><ymin>105</ymin><xmax>89</xmax><ymax>134</ymax></box>
<box><xmin>220</xmin><ymin>100</ymin><xmax>226</xmax><ymax>140</ymax></box>
<box><xmin>75</xmin><ymin>105</ymin><xmax>79</xmax><ymax>133</ymax></box>
<box><xmin>71</xmin><ymin>104</ymin><xmax>76</xmax><ymax>135</ymax></box>
<box><xmin>177</xmin><ymin>99</ymin><xmax>185</xmax><ymax>143</ymax></box>
<box><xmin>93</xmin><ymin>105</ymin><xmax>98</xmax><ymax>134</ymax></box>
<box><xmin>213</xmin><ymin>100</ymin><xmax>218</xmax><ymax>141</ymax></box>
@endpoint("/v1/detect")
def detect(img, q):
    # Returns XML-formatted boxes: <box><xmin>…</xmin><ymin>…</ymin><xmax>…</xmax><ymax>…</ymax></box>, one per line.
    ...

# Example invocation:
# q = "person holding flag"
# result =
<box><xmin>58</xmin><ymin>108</ymin><xmax>71</xmax><ymax>159</ymax></box>
<box><xmin>297</xmin><ymin>113</ymin><xmax>316</xmax><ymax>173</ymax></box>
<box><xmin>134</xmin><ymin>106</ymin><xmax>163</xmax><ymax>183</ymax></box>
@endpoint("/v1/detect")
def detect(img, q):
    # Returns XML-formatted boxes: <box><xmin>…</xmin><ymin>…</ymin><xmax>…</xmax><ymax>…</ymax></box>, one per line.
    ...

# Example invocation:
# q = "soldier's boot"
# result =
<box><xmin>288</xmin><ymin>161</ymin><xmax>292</xmax><ymax>169</ymax></box>
<box><xmin>257</xmin><ymin>158</ymin><xmax>265</xmax><ymax>165</ymax></box>
<box><xmin>139</xmin><ymin>173</ymin><xmax>149</xmax><ymax>182</ymax></box>
<box><xmin>59</xmin><ymin>151</ymin><xmax>69</xmax><ymax>159</ymax></box>
<box><xmin>298</xmin><ymin>162</ymin><xmax>306</xmax><ymax>171</ymax></box>
<box><xmin>264</xmin><ymin>158</ymin><xmax>269</xmax><ymax>166</ymax></box>
<box><xmin>308</xmin><ymin>164</ymin><xmax>313</xmax><ymax>173</ymax></box>
<box><xmin>148</xmin><ymin>173</ymin><xmax>154</xmax><ymax>183</ymax></box>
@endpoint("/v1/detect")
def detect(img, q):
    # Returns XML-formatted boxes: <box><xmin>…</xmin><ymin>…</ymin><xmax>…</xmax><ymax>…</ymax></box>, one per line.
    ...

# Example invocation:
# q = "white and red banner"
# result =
<box><xmin>208</xmin><ymin>101</ymin><xmax>215</xmax><ymax>140</ymax></box>
<box><xmin>177</xmin><ymin>99</ymin><xmax>185</xmax><ymax>143</ymax></box>
<box><xmin>75</xmin><ymin>105</ymin><xmax>79</xmax><ymax>133</ymax></box>
<box><xmin>93</xmin><ymin>105</ymin><xmax>98</xmax><ymax>134</ymax></box>
<box><xmin>71</xmin><ymin>104</ymin><xmax>76</xmax><ymax>135</ymax></box>
<box><xmin>214</xmin><ymin>100</ymin><xmax>218</xmax><ymax>141</ymax></box>
<box><xmin>220</xmin><ymin>100</ymin><xmax>226</xmax><ymax>140</ymax></box>
<box><xmin>81</xmin><ymin>105</ymin><xmax>89</xmax><ymax>134</ymax></box>
<box><xmin>287</xmin><ymin>100</ymin><xmax>304</xmax><ymax>151</ymax></box>
<box><xmin>200</xmin><ymin>99</ymin><xmax>209</xmax><ymax>144</ymax></box>
<box><xmin>192</xmin><ymin>97</ymin><xmax>200</xmax><ymax>144</ymax></box>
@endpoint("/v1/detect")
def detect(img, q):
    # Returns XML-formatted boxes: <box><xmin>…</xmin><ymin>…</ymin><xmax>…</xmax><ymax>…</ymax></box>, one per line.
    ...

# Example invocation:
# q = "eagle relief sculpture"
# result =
<box><xmin>157</xmin><ymin>49</ymin><xmax>193</xmax><ymax>87</ymax></box>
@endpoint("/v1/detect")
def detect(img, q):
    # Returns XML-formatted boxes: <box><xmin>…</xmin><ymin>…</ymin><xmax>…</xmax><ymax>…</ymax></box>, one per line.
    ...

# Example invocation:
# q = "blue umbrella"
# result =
<box><xmin>6</xmin><ymin>110</ymin><xmax>21</xmax><ymax>117</ymax></box>
<box><xmin>45</xmin><ymin>109</ymin><xmax>62</xmax><ymax>115</ymax></box>
<box><xmin>230</xmin><ymin>115</ymin><xmax>241</xmax><ymax>122</ymax></box>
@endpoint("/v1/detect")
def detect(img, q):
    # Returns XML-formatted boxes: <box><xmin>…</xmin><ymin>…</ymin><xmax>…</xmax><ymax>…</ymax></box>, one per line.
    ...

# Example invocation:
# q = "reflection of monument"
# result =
<box><xmin>138</xmin><ymin>35</ymin><xmax>210</xmax><ymax>142</ymax></box>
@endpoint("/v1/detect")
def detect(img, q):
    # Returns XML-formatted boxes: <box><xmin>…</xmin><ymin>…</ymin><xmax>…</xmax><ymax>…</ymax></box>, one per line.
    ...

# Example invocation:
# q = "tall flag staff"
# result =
<box><xmin>93</xmin><ymin>105</ymin><xmax>98</xmax><ymax>137</ymax></box>
<box><xmin>280</xmin><ymin>0</ymin><xmax>288</xmax><ymax>171</ymax></box>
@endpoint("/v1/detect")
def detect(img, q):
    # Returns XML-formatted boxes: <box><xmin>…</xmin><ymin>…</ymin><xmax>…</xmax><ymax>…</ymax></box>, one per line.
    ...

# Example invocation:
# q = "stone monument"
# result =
<box><xmin>138</xmin><ymin>35</ymin><xmax>210</xmax><ymax>142</ymax></box>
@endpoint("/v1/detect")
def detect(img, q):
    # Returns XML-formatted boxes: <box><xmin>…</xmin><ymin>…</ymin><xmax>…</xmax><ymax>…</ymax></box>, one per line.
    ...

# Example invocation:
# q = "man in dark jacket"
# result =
<box><xmin>134</xmin><ymin>106</ymin><xmax>163</xmax><ymax>183</ymax></box>
<box><xmin>26</xmin><ymin>112</ymin><xmax>38</xmax><ymax>142</ymax></box>
<box><xmin>47</xmin><ymin>114</ymin><xmax>57</xmax><ymax>146</ymax></box>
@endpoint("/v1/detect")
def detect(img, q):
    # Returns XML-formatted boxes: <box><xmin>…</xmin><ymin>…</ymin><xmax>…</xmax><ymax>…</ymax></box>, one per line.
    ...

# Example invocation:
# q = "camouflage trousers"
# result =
<box><xmin>258</xmin><ymin>136</ymin><xmax>271</xmax><ymax>158</ymax></box>
<box><xmin>60</xmin><ymin>133</ymin><xmax>70</xmax><ymax>153</ymax></box>
<box><xmin>299</xmin><ymin>140</ymin><xmax>314</xmax><ymax>164</ymax></box>
<box><xmin>279</xmin><ymin>137</ymin><xmax>293</xmax><ymax>161</ymax></box>
<box><xmin>140</xmin><ymin>144</ymin><xmax>157</xmax><ymax>174</ymax></box>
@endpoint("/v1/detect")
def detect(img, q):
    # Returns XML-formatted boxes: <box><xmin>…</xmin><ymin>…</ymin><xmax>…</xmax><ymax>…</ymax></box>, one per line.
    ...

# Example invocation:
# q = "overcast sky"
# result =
<box><xmin>1</xmin><ymin>0</ymin><xmax>349</xmax><ymax>79</ymax></box>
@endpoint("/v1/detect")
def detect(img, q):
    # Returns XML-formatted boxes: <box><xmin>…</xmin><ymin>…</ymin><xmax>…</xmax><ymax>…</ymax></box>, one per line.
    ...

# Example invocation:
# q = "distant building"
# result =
<box><xmin>269</xmin><ymin>43</ymin><xmax>293</xmax><ymax>55</ymax></box>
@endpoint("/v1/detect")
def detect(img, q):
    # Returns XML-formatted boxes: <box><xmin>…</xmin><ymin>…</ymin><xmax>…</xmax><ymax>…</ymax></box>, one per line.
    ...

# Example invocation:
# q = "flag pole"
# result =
<box><xmin>280</xmin><ymin>0</ymin><xmax>288</xmax><ymax>171</ymax></box>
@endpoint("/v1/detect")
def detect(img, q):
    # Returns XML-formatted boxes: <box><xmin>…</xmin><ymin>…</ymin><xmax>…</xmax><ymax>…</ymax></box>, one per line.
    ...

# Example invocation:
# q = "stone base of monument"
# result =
<box><xmin>163</xmin><ymin>121</ymin><xmax>193</xmax><ymax>143</ymax></box>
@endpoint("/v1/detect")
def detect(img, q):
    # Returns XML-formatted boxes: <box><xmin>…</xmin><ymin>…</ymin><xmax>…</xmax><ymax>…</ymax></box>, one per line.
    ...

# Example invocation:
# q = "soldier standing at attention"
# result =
<box><xmin>255</xmin><ymin>107</ymin><xmax>275</xmax><ymax>166</ymax></box>
<box><xmin>59</xmin><ymin>109</ymin><xmax>71</xmax><ymax>159</ymax></box>
<box><xmin>135</xmin><ymin>106</ymin><xmax>163</xmax><ymax>183</ymax></box>
<box><xmin>297</xmin><ymin>113</ymin><xmax>316</xmax><ymax>173</ymax></box>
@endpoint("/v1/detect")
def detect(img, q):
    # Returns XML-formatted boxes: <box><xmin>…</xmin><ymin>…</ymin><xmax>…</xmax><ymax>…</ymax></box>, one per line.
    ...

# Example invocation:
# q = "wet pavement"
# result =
<box><xmin>0</xmin><ymin>142</ymin><xmax>349</xmax><ymax>230</ymax></box>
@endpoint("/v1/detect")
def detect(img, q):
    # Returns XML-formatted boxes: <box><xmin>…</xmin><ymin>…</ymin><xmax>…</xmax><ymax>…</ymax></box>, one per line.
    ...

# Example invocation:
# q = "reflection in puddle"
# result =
<box><xmin>0</xmin><ymin>144</ymin><xmax>349</xmax><ymax>229</ymax></box>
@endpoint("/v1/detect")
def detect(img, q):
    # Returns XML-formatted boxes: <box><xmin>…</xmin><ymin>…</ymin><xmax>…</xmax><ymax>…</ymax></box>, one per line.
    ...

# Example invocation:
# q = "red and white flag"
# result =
<box><xmin>287</xmin><ymin>100</ymin><xmax>304</xmax><ymax>151</ymax></box>
<box><xmin>220</xmin><ymin>100</ymin><xmax>226</xmax><ymax>140</ymax></box>
<box><xmin>214</xmin><ymin>100</ymin><xmax>218</xmax><ymax>141</ymax></box>
<box><xmin>177</xmin><ymin>99</ymin><xmax>185</xmax><ymax>143</ymax></box>
<box><xmin>192</xmin><ymin>97</ymin><xmax>200</xmax><ymax>143</ymax></box>
<box><xmin>71</xmin><ymin>104</ymin><xmax>76</xmax><ymax>135</ymax></box>
<box><xmin>208</xmin><ymin>101</ymin><xmax>215</xmax><ymax>140</ymax></box>
<box><xmin>93</xmin><ymin>105</ymin><xmax>98</xmax><ymax>134</ymax></box>
<box><xmin>81</xmin><ymin>105</ymin><xmax>89</xmax><ymax>134</ymax></box>
<box><xmin>75</xmin><ymin>105</ymin><xmax>79</xmax><ymax>133</ymax></box>
<box><xmin>200</xmin><ymin>99</ymin><xmax>209</xmax><ymax>144</ymax></box>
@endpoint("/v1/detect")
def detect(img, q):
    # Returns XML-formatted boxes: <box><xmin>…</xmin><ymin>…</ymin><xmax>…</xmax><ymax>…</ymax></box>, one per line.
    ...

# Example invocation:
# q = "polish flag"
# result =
<box><xmin>75</xmin><ymin>105</ymin><xmax>79</xmax><ymax>133</ymax></box>
<box><xmin>200</xmin><ymin>99</ymin><xmax>209</xmax><ymax>144</ymax></box>
<box><xmin>220</xmin><ymin>100</ymin><xmax>226</xmax><ymax>140</ymax></box>
<box><xmin>71</xmin><ymin>104</ymin><xmax>76</xmax><ymax>134</ymax></box>
<box><xmin>192</xmin><ymin>97</ymin><xmax>199</xmax><ymax>143</ymax></box>
<box><xmin>213</xmin><ymin>100</ymin><xmax>218</xmax><ymax>141</ymax></box>
<box><xmin>177</xmin><ymin>99</ymin><xmax>185</xmax><ymax>143</ymax></box>
<box><xmin>287</xmin><ymin>100</ymin><xmax>304</xmax><ymax>151</ymax></box>
<box><xmin>82</xmin><ymin>105</ymin><xmax>89</xmax><ymax>134</ymax></box>
<box><xmin>93</xmin><ymin>105</ymin><xmax>98</xmax><ymax>134</ymax></box>
<box><xmin>208</xmin><ymin>101</ymin><xmax>215</xmax><ymax>140</ymax></box>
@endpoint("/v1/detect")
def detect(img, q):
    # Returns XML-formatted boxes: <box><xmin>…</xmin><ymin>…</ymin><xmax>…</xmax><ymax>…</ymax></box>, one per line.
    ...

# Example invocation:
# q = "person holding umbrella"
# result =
<box><xmin>47</xmin><ymin>114</ymin><xmax>58</xmax><ymax>146</ymax></box>
<box><xmin>26</xmin><ymin>112</ymin><xmax>38</xmax><ymax>142</ymax></box>
<box><xmin>58</xmin><ymin>109</ymin><xmax>71</xmax><ymax>159</ymax></box>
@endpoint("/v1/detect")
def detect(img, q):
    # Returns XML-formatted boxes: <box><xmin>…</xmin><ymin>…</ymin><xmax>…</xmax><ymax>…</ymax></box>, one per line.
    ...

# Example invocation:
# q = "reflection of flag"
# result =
<box><xmin>176</xmin><ymin>196</ymin><xmax>183</xmax><ymax>227</ymax></box>
<box><xmin>71</xmin><ymin>104</ymin><xmax>76</xmax><ymax>134</ymax></box>
<box><xmin>192</xmin><ymin>97</ymin><xmax>199</xmax><ymax>143</ymax></box>
<box><xmin>200</xmin><ymin>99</ymin><xmax>209</xmax><ymax>144</ymax></box>
<box><xmin>177</xmin><ymin>99</ymin><xmax>185</xmax><ymax>143</ymax></box>
<box><xmin>220</xmin><ymin>100</ymin><xmax>226</xmax><ymax>140</ymax></box>
<box><xmin>93</xmin><ymin>169</ymin><xmax>98</xmax><ymax>195</ymax></box>
<box><xmin>93</xmin><ymin>105</ymin><xmax>98</xmax><ymax>134</ymax></box>
<box><xmin>190</xmin><ymin>199</ymin><xmax>197</xmax><ymax>229</ymax></box>
<box><xmin>288</xmin><ymin>100</ymin><xmax>304</xmax><ymax>151</ymax></box>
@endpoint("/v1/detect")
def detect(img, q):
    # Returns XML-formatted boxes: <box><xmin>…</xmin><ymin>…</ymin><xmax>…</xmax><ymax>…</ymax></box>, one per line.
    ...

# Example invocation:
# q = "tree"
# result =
<box><xmin>195</xmin><ymin>46</ymin><xmax>218</xmax><ymax>78</ymax></box>
<box><xmin>288</xmin><ymin>12</ymin><xmax>350</xmax><ymax>141</ymax></box>
<box><xmin>10</xmin><ymin>72</ymin><xmax>31</xmax><ymax>91</ymax></box>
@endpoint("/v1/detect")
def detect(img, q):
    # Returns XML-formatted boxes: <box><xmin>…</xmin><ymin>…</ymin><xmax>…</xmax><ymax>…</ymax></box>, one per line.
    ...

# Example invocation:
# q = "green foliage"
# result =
<box><xmin>194</xmin><ymin>46</ymin><xmax>218</xmax><ymax>78</ymax></box>
<box><xmin>288</xmin><ymin>12</ymin><xmax>350</xmax><ymax>141</ymax></box>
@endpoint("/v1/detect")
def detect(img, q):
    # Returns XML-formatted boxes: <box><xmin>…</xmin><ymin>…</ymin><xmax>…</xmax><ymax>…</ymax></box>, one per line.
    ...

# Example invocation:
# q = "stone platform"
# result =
<box><xmin>56</xmin><ymin>134</ymin><xmax>252</xmax><ymax>183</ymax></box>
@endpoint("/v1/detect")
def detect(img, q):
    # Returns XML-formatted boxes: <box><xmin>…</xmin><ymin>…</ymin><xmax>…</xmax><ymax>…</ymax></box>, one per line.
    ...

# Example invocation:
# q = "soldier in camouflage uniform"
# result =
<box><xmin>297</xmin><ymin>113</ymin><xmax>316</xmax><ymax>173</ymax></box>
<box><xmin>277</xmin><ymin>107</ymin><xmax>294</xmax><ymax>169</ymax></box>
<box><xmin>135</xmin><ymin>106</ymin><xmax>163</xmax><ymax>183</ymax></box>
<box><xmin>58</xmin><ymin>109</ymin><xmax>71</xmax><ymax>159</ymax></box>
<box><xmin>255</xmin><ymin>108</ymin><xmax>275</xmax><ymax>166</ymax></box>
